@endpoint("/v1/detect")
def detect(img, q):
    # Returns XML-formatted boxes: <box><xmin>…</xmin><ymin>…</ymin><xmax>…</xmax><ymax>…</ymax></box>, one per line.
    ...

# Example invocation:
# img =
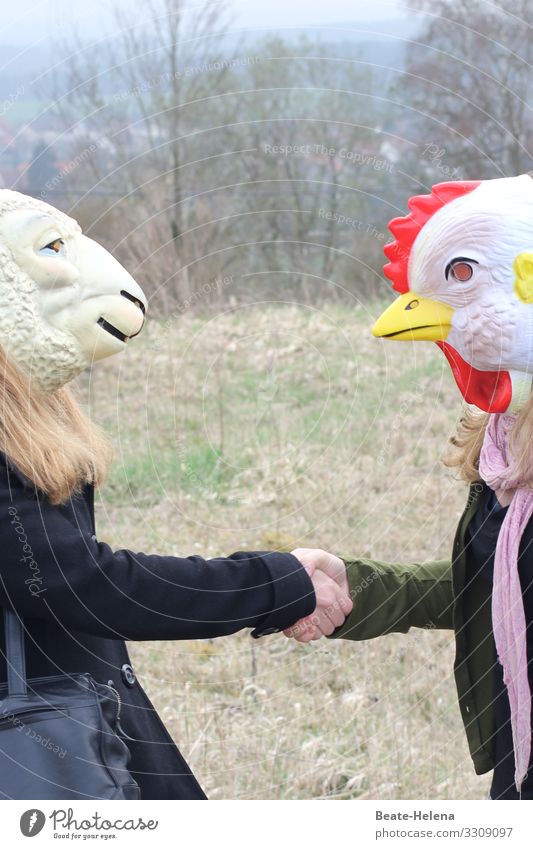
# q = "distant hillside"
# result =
<box><xmin>0</xmin><ymin>15</ymin><xmax>422</xmax><ymax>123</ymax></box>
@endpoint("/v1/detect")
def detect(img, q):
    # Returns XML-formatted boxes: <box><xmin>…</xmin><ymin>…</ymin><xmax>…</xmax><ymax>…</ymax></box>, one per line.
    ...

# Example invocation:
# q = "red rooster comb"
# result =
<box><xmin>383</xmin><ymin>180</ymin><xmax>481</xmax><ymax>293</ymax></box>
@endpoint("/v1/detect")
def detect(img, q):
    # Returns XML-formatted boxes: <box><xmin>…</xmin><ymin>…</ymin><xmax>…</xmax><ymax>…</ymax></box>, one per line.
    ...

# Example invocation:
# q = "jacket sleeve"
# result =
<box><xmin>329</xmin><ymin>556</ymin><xmax>454</xmax><ymax>641</ymax></box>
<box><xmin>0</xmin><ymin>459</ymin><xmax>315</xmax><ymax>641</ymax></box>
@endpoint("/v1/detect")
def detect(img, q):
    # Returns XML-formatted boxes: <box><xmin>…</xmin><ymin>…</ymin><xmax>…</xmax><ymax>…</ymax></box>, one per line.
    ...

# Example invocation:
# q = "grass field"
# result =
<box><xmin>82</xmin><ymin>301</ymin><xmax>489</xmax><ymax>800</ymax></box>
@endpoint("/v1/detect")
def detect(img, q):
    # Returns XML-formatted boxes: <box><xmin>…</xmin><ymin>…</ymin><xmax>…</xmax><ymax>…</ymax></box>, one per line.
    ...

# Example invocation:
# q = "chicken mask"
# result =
<box><xmin>0</xmin><ymin>190</ymin><xmax>147</xmax><ymax>392</ymax></box>
<box><xmin>372</xmin><ymin>174</ymin><xmax>533</xmax><ymax>413</ymax></box>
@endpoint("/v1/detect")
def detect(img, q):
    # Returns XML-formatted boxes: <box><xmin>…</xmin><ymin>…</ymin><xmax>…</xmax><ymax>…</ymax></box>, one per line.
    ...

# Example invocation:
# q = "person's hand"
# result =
<box><xmin>285</xmin><ymin>548</ymin><xmax>353</xmax><ymax>642</ymax></box>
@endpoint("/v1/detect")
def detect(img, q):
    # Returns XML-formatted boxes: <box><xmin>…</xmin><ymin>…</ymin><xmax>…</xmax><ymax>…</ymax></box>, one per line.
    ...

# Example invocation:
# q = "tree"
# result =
<box><xmin>26</xmin><ymin>140</ymin><xmax>58</xmax><ymax>198</ymax></box>
<box><xmin>48</xmin><ymin>0</ymin><xmax>240</xmax><ymax>308</ymax></box>
<box><xmin>47</xmin><ymin>8</ymin><xmax>396</xmax><ymax>309</ymax></box>
<box><xmin>217</xmin><ymin>35</ymin><xmax>391</xmax><ymax>302</ymax></box>
<box><xmin>399</xmin><ymin>0</ymin><xmax>533</xmax><ymax>180</ymax></box>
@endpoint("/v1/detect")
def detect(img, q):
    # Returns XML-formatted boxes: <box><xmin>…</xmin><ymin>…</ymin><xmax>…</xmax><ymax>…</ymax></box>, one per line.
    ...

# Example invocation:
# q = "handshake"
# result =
<box><xmin>284</xmin><ymin>548</ymin><xmax>353</xmax><ymax>643</ymax></box>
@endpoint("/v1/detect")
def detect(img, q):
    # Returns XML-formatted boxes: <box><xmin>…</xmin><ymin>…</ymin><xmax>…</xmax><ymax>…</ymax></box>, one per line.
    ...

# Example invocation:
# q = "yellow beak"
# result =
<box><xmin>372</xmin><ymin>292</ymin><xmax>454</xmax><ymax>342</ymax></box>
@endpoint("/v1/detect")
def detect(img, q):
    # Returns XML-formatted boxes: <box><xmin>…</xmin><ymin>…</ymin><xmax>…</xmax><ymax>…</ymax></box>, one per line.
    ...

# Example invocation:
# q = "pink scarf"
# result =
<box><xmin>478</xmin><ymin>413</ymin><xmax>532</xmax><ymax>791</ymax></box>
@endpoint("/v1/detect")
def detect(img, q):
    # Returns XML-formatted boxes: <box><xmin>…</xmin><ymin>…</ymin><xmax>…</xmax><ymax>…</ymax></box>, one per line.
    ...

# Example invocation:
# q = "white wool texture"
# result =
<box><xmin>0</xmin><ymin>191</ymin><xmax>87</xmax><ymax>391</ymax></box>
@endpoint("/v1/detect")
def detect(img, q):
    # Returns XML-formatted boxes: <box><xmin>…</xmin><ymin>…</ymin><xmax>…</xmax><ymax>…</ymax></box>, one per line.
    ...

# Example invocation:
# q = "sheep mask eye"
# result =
<box><xmin>0</xmin><ymin>190</ymin><xmax>148</xmax><ymax>392</ymax></box>
<box><xmin>40</xmin><ymin>238</ymin><xmax>65</xmax><ymax>256</ymax></box>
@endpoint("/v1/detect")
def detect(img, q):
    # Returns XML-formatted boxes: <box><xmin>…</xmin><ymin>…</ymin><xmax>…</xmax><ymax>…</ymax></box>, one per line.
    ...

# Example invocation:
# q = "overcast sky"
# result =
<box><xmin>0</xmin><ymin>0</ymin><xmax>408</xmax><ymax>45</ymax></box>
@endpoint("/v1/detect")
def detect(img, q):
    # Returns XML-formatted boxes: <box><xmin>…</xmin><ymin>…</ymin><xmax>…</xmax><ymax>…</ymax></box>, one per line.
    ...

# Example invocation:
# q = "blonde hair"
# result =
<box><xmin>444</xmin><ymin>392</ymin><xmax>533</xmax><ymax>487</ymax></box>
<box><xmin>0</xmin><ymin>347</ymin><xmax>112</xmax><ymax>504</ymax></box>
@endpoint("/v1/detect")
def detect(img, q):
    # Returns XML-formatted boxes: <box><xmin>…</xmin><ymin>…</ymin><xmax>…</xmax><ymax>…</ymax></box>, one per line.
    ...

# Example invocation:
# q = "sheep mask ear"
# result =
<box><xmin>0</xmin><ymin>190</ymin><xmax>147</xmax><ymax>392</ymax></box>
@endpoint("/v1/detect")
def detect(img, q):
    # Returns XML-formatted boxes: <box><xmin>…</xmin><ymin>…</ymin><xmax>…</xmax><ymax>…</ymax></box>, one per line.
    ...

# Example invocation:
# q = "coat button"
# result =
<box><xmin>121</xmin><ymin>664</ymin><xmax>136</xmax><ymax>687</ymax></box>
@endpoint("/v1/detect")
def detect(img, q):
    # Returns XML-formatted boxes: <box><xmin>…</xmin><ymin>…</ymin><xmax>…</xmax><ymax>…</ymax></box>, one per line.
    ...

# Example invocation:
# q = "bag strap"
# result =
<box><xmin>3</xmin><ymin>608</ymin><xmax>28</xmax><ymax>696</ymax></box>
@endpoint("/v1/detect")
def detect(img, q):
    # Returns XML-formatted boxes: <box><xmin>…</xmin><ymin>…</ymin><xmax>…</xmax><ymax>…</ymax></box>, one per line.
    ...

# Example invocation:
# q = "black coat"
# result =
<box><xmin>0</xmin><ymin>455</ymin><xmax>315</xmax><ymax>799</ymax></box>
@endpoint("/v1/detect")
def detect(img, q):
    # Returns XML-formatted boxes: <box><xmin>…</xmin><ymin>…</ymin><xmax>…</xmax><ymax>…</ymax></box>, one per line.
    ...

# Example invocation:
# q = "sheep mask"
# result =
<box><xmin>0</xmin><ymin>190</ymin><xmax>147</xmax><ymax>392</ymax></box>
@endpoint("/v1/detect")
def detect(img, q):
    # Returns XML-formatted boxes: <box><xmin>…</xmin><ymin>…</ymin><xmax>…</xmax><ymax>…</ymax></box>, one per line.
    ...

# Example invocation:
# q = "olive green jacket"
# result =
<box><xmin>332</xmin><ymin>482</ymin><xmax>496</xmax><ymax>775</ymax></box>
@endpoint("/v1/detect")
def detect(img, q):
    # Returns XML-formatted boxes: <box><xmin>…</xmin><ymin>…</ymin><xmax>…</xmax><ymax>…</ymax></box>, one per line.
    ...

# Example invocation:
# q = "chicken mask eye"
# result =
<box><xmin>451</xmin><ymin>262</ymin><xmax>473</xmax><ymax>282</ymax></box>
<box><xmin>445</xmin><ymin>257</ymin><xmax>478</xmax><ymax>282</ymax></box>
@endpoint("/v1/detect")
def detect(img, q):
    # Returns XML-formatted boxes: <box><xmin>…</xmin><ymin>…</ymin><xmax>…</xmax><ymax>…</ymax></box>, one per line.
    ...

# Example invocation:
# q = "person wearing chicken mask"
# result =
<box><xmin>0</xmin><ymin>189</ymin><xmax>353</xmax><ymax>800</ymax></box>
<box><xmin>286</xmin><ymin>174</ymin><xmax>533</xmax><ymax>800</ymax></box>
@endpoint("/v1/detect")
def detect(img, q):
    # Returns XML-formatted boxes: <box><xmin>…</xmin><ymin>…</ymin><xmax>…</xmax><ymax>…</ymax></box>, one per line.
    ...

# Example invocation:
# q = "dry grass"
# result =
<box><xmin>82</xmin><ymin>302</ymin><xmax>489</xmax><ymax>799</ymax></box>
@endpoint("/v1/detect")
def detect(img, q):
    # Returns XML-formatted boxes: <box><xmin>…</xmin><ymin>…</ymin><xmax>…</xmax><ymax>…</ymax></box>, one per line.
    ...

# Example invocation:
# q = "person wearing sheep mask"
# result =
<box><xmin>0</xmin><ymin>190</ymin><xmax>352</xmax><ymax>800</ymax></box>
